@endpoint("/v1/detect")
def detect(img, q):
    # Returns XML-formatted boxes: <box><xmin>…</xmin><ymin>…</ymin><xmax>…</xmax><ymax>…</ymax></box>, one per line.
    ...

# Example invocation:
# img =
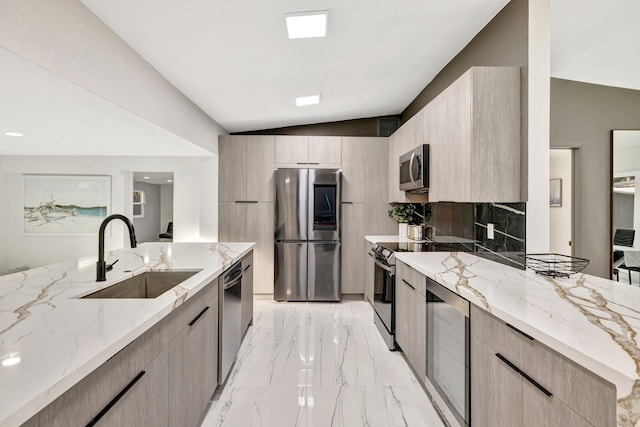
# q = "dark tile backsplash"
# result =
<box><xmin>409</xmin><ymin>201</ymin><xmax>526</xmax><ymax>269</ymax></box>
<box><xmin>474</xmin><ymin>202</ymin><xmax>526</xmax><ymax>269</ymax></box>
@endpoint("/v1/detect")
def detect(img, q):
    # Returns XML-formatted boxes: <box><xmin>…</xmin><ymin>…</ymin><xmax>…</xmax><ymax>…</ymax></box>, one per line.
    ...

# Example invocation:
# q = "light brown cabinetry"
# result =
<box><xmin>389</xmin><ymin>66</ymin><xmax>521</xmax><ymax>203</ymax></box>
<box><xmin>168</xmin><ymin>280</ymin><xmax>218</xmax><ymax>427</ymax></box>
<box><xmin>341</xmin><ymin>202</ymin><xmax>365</xmax><ymax>294</ymax></box>
<box><xmin>219</xmin><ymin>202</ymin><xmax>273</xmax><ymax>294</ymax></box>
<box><xmin>274</xmin><ymin>135</ymin><xmax>341</xmax><ymax>167</ymax></box>
<box><xmin>470</xmin><ymin>305</ymin><xmax>616</xmax><ymax>427</ymax></box>
<box><xmin>395</xmin><ymin>261</ymin><xmax>426</xmax><ymax>380</ymax></box>
<box><xmin>341</xmin><ymin>137</ymin><xmax>366</xmax><ymax>202</ymax></box>
<box><xmin>29</xmin><ymin>278</ymin><xmax>221</xmax><ymax>427</ymax></box>
<box><xmin>241</xmin><ymin>251</ymin><xmax>254</xmax><ymax>335</ymax></box>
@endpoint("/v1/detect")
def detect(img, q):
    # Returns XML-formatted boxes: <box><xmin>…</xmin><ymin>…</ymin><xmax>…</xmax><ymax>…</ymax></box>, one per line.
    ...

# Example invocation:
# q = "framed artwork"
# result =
<box><xmin>550</xmin><ymin>178</ymin><xmax>562</xmax><ymax>207</ymax></box>
<box><xmin>132</xmin><ymin>190</ymin><xmax>145</xmax><ymax>218</ymax></box>
<box><xmin>23</xmin><ymin>175</ymin><xmax>111</xmax><ymax>235</ymax></box>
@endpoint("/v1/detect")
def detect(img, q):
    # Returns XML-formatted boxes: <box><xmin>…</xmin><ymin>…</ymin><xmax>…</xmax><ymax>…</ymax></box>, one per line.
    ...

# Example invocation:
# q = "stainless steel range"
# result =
<box><xmin>370</xmin><ymin>241</ymin><xmax>470</xmax><ymax>351</ymax></box>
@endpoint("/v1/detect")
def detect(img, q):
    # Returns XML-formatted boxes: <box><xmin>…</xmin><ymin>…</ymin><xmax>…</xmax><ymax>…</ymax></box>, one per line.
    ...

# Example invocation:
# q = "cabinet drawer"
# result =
<box><xmin>169</xmin><ymin>278</ymin><xmax>218</xmax><ymax>341</ymax></box>
<box><xmin>471</xmin><ymin>305</ymin><xmax>616</xmax><ymax>427</ymax></box>
<box><xmin>37</xmin><ymin>315</ymin><xmax>171</xmax><ymax>426</ymax></box>
<box><xmin>396</xmin><ymin>261</ymin><xmax>426</xmax><ymax>296</ymax></box>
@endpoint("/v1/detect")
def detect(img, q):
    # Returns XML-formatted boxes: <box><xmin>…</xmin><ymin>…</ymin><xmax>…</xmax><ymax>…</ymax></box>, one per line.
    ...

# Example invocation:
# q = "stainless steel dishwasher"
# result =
<box><xmin>219</xmin><ymin>260</ymin><xmax>243</xmax><ymax>384</ymax></box>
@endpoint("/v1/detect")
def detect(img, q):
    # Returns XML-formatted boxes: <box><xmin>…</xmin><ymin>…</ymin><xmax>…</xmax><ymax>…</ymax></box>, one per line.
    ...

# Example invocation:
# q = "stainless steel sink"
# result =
<box><xmin>82</xmin><ymin>270</ymin><xmax>202</xmax><ymax>299</ymax></box>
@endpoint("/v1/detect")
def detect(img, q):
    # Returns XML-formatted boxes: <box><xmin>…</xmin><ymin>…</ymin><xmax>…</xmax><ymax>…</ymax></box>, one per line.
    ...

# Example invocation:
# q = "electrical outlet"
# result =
<box><xmin>487</xmin><ymin>223</ymin><xmax>495</xmax><ymax>240</ymax></box>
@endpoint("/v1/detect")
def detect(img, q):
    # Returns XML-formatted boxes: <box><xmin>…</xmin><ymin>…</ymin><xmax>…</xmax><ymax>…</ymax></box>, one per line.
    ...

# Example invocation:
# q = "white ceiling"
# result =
<box><xmin>0</xmin><ymin>47</ymin><xmax>212</xmax><ymax>156</ymax></box>
<box><xmin>551</xmin><ymin>0</ymin><xmax>640</xmax><ymax>90</ymax></box>
<box><xmin>80</xmin><ymin>0</ymin><xmax>510</xmax><ymax>133</ymax></box>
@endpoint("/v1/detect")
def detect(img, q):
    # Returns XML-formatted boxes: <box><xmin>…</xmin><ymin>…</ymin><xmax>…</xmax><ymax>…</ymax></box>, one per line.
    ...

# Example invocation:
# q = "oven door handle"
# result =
<box><xmin>374</xmin><ymin>258</ymin><xmax>394</xmax><ymax>273</ymax></box>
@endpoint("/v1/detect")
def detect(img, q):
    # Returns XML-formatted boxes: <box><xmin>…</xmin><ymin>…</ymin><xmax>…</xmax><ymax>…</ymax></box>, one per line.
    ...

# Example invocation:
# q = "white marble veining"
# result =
<box><xmin>0</xmin><ymin>242</ymin><xmax>253</xmax><ymax>427</ymax></box>
<box><xmin>365</xmin><ymin>234</ymin><xmax>476</xmax><ymax>244</ymax></box>
<box><xmin>201</xmin><ymin>300</ymin><xmax>445</xmax><ymax>427</ymax></box>
<box><xmin>395</xmin><ymin>251</ymin><xmax>640</xmax><ymax>427</ymax></box>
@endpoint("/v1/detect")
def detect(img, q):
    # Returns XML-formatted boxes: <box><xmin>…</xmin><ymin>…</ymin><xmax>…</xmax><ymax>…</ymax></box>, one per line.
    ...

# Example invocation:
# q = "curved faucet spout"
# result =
<box><xmin>96</xmin><ymin>214</ymin><xmax>137</xmax><ymax>282</ymax></box>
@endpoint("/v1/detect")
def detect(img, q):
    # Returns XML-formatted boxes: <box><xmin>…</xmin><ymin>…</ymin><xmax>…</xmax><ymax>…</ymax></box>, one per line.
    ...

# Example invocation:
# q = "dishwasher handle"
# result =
<box><xmin>224</xmin><ymin>276</ymin><xmax>242</xmax><ymax>290</ymax></box>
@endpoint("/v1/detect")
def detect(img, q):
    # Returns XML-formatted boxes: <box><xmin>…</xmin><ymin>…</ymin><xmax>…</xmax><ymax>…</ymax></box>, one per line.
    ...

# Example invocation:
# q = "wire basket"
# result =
<box><xmin>525</xmin><ymin>253</ymin><xmax>590</xmax><ymax>278</ymax></box>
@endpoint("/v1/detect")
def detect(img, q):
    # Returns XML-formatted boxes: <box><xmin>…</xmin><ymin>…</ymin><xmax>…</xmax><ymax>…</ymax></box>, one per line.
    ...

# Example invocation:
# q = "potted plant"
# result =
<box><xmin>388</xmin><ymin>203</ymin><xmax>418</xmax><ymax>237</ymax></box>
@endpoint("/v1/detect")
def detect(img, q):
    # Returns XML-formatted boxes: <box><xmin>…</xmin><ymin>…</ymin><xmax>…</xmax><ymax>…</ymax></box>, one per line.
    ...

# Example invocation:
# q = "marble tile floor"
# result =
<box><xmin>200</xmin><ymin>299</ymin><xmax>445</xmax><ymax>427</ymax></box>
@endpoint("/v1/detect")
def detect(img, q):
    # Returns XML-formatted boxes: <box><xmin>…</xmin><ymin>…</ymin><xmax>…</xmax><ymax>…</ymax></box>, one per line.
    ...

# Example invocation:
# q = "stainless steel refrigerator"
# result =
<box><xmin>274</xmin><ymin>168</ymin><xmax>341</xmax><ymax>302</ymax></box>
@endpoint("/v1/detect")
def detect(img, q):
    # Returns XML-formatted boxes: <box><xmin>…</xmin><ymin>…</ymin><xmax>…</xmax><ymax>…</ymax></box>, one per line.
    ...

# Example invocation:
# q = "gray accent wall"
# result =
<box><xmin>133</xmin><ymin>181</ymin><xmax>161</xmax><ymax>243</ymax></box>
<box><xmin>550</xmin><ymin>78</ymin><xmax>640</xmax><ymax>277</ymax></box>
<box><xmin>401</xmin><ymin>0</ymin><xmax>529</xmax><ymax>199</ymax></box>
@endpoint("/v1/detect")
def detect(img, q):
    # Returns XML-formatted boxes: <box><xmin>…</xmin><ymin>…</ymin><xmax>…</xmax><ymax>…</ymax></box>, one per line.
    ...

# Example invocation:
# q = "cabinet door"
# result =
<box><xmin>218</xmin><ymin>135</ymin><xmax>247</xmax><ymax>202</ymax></box>
<box><xmin>241</xmin><ymin>251</ymin><xmax>254</xmax><ymax>334</ymax></box>
<box><xmin>341</xmin><ymin>137</ymin><xmax>366</xmax><ymax>202</ymax></box>
<box><xmin>219</xmin><ymin>202</ymin><xmax>247</xmax><ymax>242</ymax></box>
<box><xmin>98</xmin><ymin>351</ymin><xmax>169</xmax><ymax>427</ymax></box>
<box><xmin>275</xmin><ymin>135</ymin><xmax>308</xmax><ymax>165</ymax></box>
<box><xmin>308</xmin><ymin>136</ymin><xmax>341</xmax><ymax>166</ymax></box>
<box><xmin>395</xmin><ymin>276</ymin><xmax>411</xmax><ymax>355</ymax></box>
<box><xmin>246</xmin><ymin>202</ymin><xmax>274</xmax><ymax>294</ymax></box>
<box><xmin>364</xmin><ymin>244</ymin><xmax>374</xmax><ymax>304</ymax></box>
<box><xmin>523</xmin><ymin>381</ymin><xmax>591</xmax><ymax>427</ymax></box>
<box><xmin>409</xmin><ymin>285</ymin><xmax>426</xmax><ymax>380</ymax></box>
<box><xmin>340</xmin><ymin>202</ymin><xmax>365</xmax><ymax>294</ymax></box>
<box><xmin>169</xmin><ymin>301</ymin><xmax>218</xmax><ymax>427</ymax></box>
<box><xmin>388</xmin><ymin>127</ymin><xmax>404</xmax><ymax>203</ymax></box>
<box><xmin>246</xmin><ymin>135</ymin><xmax>275</xmax><ymax>202</ymax></box>
<box><xmin>471</xmin><ymin>334</ymin><xmax>523</xmax><ymax>427</ymax></box>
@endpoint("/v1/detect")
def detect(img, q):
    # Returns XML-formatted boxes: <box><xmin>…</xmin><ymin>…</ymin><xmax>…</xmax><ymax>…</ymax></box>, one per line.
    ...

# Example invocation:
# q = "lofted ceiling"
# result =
<box><xmin>81</xmin><ymin>0</ymin><xmax>510</xmax><ymax>133</ymax></box>
<box><xmin>0</xmin><ymin>47</ymin><xmax>213</xmax><ymax>156</ymax></box>
<box><xmin>551</xmin><ymin>0</ymin><xmax>640</xmax><ymax>90</ymax></box>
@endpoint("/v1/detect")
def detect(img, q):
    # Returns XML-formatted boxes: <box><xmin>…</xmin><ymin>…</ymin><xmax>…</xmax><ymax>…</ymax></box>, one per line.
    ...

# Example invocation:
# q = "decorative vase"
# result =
<box><xmin>398</xmin><ymin>223</ymin><xmax>409</xmax><ymax>237</ymax></box>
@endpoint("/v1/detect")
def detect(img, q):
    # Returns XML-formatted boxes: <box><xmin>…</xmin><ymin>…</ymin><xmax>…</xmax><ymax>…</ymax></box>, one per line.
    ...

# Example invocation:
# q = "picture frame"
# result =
<box><xmin>550</xmin><ymin>178</ymin><xmax>562</xmax><ymax>207</ymax></box>
<box><xmin>132</xmin><ymin>190</ymin><xmax>145</xmax><ymax>218</ymax></box>
<box><xmin>23</xmin><ymin>175</ymin><xmax>111</xmax><ymax>235</ymax></box>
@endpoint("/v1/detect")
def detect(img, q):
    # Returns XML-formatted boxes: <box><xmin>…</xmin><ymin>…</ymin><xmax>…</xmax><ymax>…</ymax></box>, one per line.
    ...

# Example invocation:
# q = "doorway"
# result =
<box><xmin>132</xmin><ymin>172</ymin><xmax>174</xmax><ymax>243</ymax></box>
<box><xmin>549</xmin><ymin>149</ymin><xmax>574</xmax><ymax>255</ymax></box>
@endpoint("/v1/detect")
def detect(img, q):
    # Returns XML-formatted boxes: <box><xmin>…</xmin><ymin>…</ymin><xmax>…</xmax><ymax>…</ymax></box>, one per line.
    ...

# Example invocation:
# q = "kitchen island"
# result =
<box><xmin>0</xmin><ymin>241</ymin><xmax>254</xmax><ymax>427</ymax></box>
<box><xmin>396</xmin><ymin>250</ymin><xmax>640</xmax><ymax>427</ymax></box>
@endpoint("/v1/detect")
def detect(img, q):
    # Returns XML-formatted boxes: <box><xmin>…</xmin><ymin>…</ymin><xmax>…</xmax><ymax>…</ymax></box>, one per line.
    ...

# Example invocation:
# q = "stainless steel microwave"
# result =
<box><xmin>399</xmin><ymin>144</ymin><xmax>429</xmax><ymax>193</ymax></box>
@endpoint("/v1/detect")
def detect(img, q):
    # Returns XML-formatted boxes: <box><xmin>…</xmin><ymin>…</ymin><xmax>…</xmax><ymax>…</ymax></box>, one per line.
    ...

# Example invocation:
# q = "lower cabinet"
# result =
<box><xmin>470</xmin><ymin>305</ymin><xmax>616</xmax><ymax>427</ymax></box>
<box><xmin>341</xmin><ymin>202</ymin><xmax>365</xmax><ymax>294</ymax></box>
<box><xmin>28</xmin><ymin>276</ymin><xmax>222</xmax><ymax>427</ymax></box>
<box><xmin>241</xmin><ymin>251</ymin><xmax>254</xmax><ymax>336</ymax></box>
<box><xmin>169</xmin><ymin>299</ymin><xmax>218</xmax><ymax>427</ymax></box>
<box><xmin>395</xmin><ymin>261</ymin><xmax>426</xmax><ymax>380</ymax></box>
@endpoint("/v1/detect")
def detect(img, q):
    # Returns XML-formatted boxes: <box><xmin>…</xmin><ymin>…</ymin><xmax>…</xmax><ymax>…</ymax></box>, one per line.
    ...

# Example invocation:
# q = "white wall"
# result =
<box><xmin>550</xmin><ymin>149</ymin><xmax>572</xmax><ymax>254</ymax></box>
<box><xmin>526</xmin><ymin>0</ymin><xmax>551</xmax><ymax>253</ymax></box>
<box><xmin>0</xmin><ymin>155</ymin><xmax>218</xmax><ymax>270</ymax></box>
<box><xmin>0</xmin><ymin>0</ymin><xmax>226</xmax><ymax>154</ymax></box>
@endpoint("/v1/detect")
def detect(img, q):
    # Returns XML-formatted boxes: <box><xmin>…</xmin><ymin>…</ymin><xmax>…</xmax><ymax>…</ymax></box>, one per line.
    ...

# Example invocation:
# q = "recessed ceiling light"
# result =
<box><xmin>143</xmin><ymin>176</ymin><xmax>150</xmax><ymax>179</ymax></box>
<box><xmin>4</xmin><ymin>132</ymin><xmax>24</xmax><ymax>137</ymax></box>
<box><xmin>285</xmin><ymin>11</ymin><xmax>328</xmax><ymax>39</ymax></box>
<box><xmin>295</xmin><ymin>94</ymin><xmax>321</xmax><ymax>107</ymax></box>
<box><xmin>2</xmin><ymin>356</ymin><xmax>21</xmax><ymax>367</ymax></box>
<box><xmin>167</xmin><ymin>179</ymin><xmax>173</xmax><ymax>183</ymax></box>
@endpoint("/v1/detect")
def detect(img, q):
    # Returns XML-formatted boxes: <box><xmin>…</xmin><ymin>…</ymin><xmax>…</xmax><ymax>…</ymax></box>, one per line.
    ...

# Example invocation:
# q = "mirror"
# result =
<box><xmin>132</xmin><ymin>172</ymin><xmax>174</xmax><ymax>244</ymax></box>
<box><xmin>611</xmin><ymin>130</ymin><xmax>640</xmax><ymax>283</ymax></box>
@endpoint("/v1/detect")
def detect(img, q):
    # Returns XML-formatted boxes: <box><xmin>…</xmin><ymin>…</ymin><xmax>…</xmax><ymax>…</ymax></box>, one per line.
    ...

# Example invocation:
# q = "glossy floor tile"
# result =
<box><xmin>200</xmin><ymin>300</ymin><xmax>445</xmax><ymax>427</ymax></box>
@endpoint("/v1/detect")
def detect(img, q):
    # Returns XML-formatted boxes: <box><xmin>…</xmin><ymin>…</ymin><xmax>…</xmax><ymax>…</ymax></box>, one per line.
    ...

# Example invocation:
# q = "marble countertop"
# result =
<box><xmin>395</xmin><ymin>251</ymin><xmax>640</xmax><ymax>426</ymax></box>
<box><xmin>365</xmin><ymin>235</ymin><xmax>477</xmax><ymax>244</ymax></box>
<box><xmin>0</xmin><ymin>242</ymin><xmax>254</xmax><ymax>427</ymax></box>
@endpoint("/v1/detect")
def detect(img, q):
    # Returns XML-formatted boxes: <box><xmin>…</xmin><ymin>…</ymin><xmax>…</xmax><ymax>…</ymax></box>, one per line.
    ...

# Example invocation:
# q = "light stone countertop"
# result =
<box><xmin>365</xmin><ymin>234</ymin><xmax>477</xmax><ymax>244</ymax></box>
<box><xmin>0</xmin><ymin>241</ymin><xmax>254</xmax><ymax>427</ymax></box>
<box><xmin>394</xmin><ymin>251</ymin><xmax>640</xmax><ymax>427</ymax></box>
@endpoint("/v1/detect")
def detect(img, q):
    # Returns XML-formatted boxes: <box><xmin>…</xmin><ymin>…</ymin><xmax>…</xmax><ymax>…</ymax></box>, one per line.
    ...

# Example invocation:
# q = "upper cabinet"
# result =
<box><xmin>275</xmin><ymin>135</ymin><xmax>341</xmax><ymax>167</ymax></box>
<box><xmin>219</xmin><ymin>135</ymin><xmax>274</xmax><ymax>202</ymax></box>
<box><xmin>389</xmin><ymin>66</ymin><xmax>521</xmax><ymax>203</ymax></box>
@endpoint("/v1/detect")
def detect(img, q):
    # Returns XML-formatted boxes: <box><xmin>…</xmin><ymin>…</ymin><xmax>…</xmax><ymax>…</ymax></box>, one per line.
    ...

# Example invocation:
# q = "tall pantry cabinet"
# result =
<box><xmin>218</xmin><ymin>135</ymin><xmax>274</xmax><ymax>294</ymax></box>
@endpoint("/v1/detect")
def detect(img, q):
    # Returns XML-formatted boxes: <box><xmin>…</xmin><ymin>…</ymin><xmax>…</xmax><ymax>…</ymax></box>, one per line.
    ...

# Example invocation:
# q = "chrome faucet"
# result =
<box><xmin>96</xmin><ymin>214</ymin><xmax>137</xmax><ymax>282</ymax></box>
